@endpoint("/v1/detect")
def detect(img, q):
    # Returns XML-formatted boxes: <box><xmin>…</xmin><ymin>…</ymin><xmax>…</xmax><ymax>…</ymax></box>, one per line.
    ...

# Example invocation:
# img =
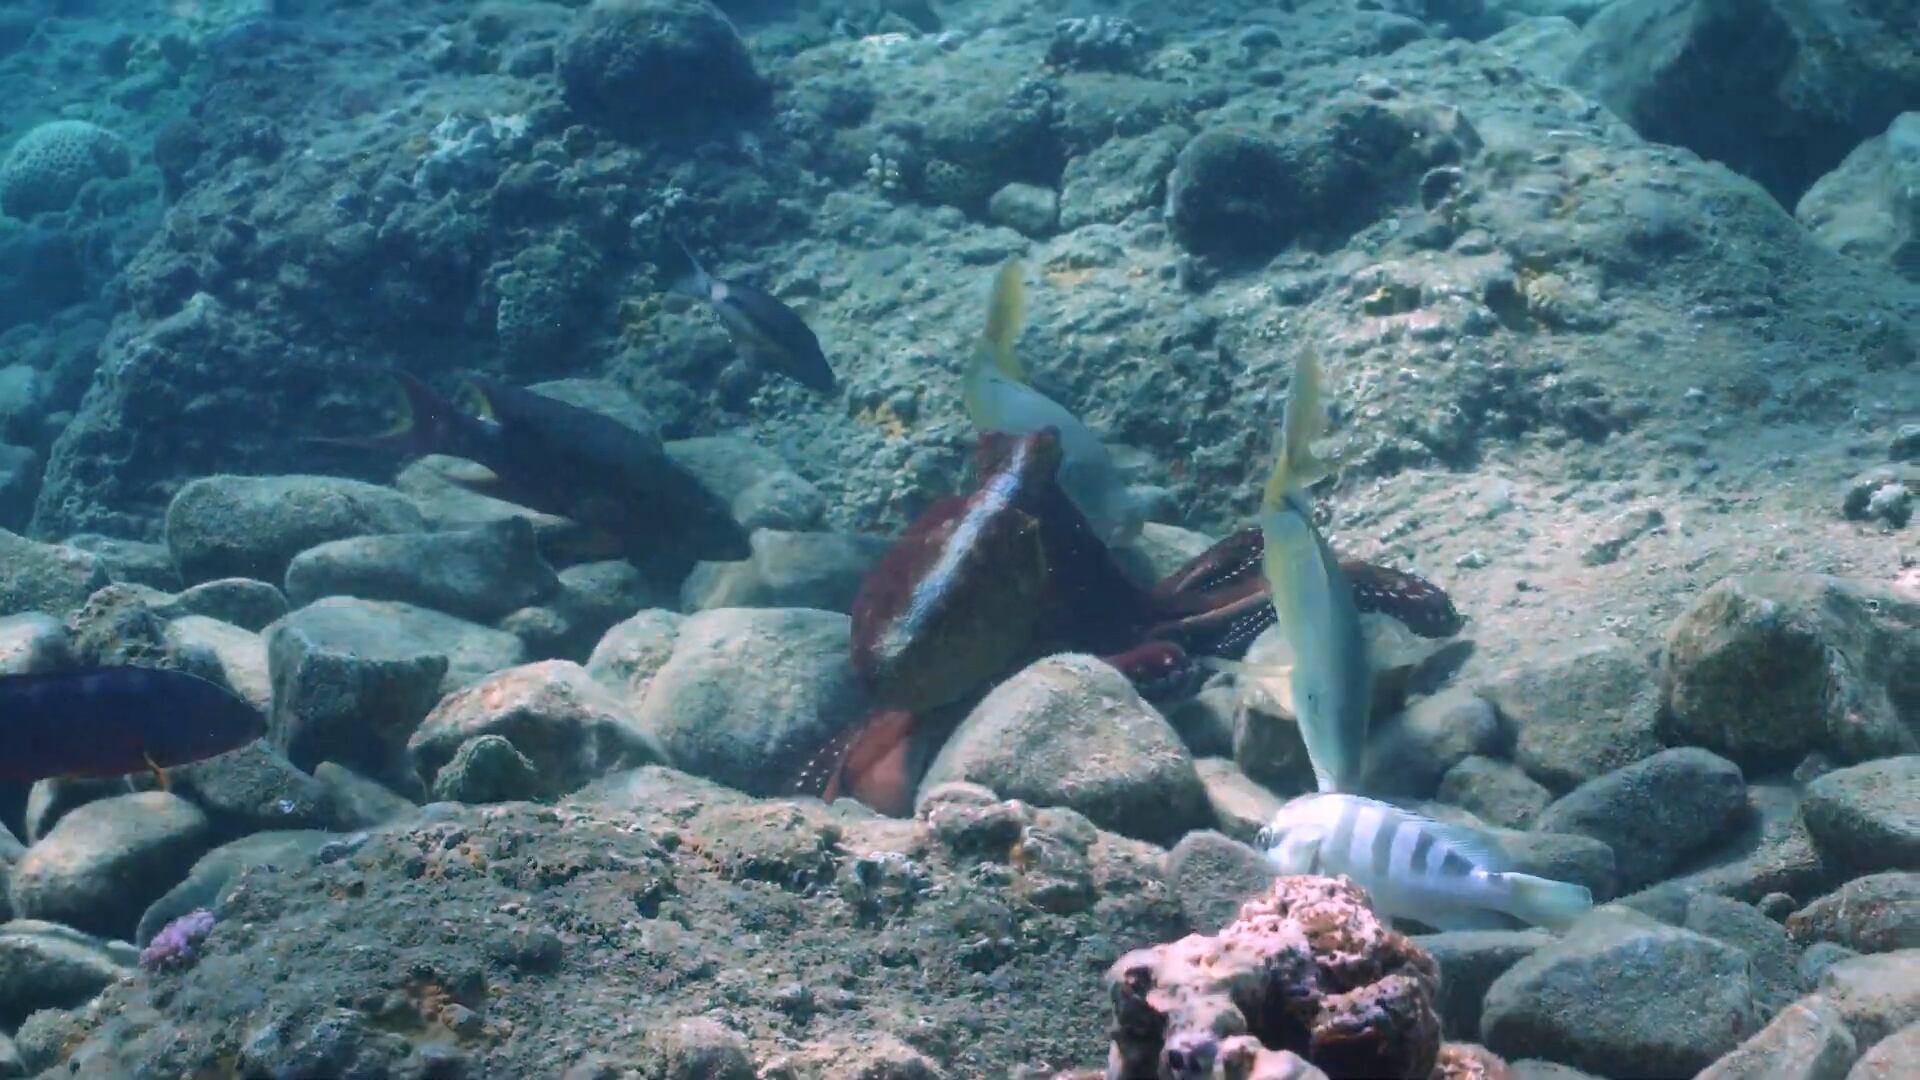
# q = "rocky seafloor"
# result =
<box><xmin>0</xmin><ymin>0</ymin><xmax>1915</xmax><ymax>1077</ymax></box>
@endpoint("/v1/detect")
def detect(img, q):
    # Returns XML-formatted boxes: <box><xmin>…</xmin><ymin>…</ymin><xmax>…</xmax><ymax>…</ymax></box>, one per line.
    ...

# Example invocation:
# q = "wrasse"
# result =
<box><xmin>1261</xmin><ymin>793</ymin><xmax>1593</xmax><ymax>931</ymax></box>
<box><xmin>318</xmin><ymin>371</ymin><xmax>749</xmax><ymax>568</ymax></box>
<box><xmin>962</xmin><ymin>259</ymin><xmax>1143</xmax><ymax>547</ymax></box>
<box><xmin>670</xmin><ymin>235</ymin><xmax>837</xmax><ymax>394</ymax></box>
<box><xmin>0</xmin><ymin>667</ymin><xmax>265</xmax><ymax>787</ymax></box>
<box><xmin>1247</xmin><ymin>351</ymin><xmax>1372</xmax><ymax>794</ymax></box>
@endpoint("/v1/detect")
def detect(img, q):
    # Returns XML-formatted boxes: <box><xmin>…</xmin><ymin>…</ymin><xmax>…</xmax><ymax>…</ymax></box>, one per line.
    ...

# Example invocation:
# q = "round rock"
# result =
<box><xmin>1801</xmin><ymin>756</ymin><xmax>1920</xmax><ymax>878</ymax></box>
<box><xmin>918</xmin><ymin>653</ymin><xmax>1212</xmax><ymax>846</ymax></box>
<box><xmin>164</xmin><ymin>474</ymin><xmax>426</xmax><ymax>586</ymax></box>
<box><xmin>409</xmin><ymin>660</ymin><xmax>664</xmax><ymax>799</ymax></box>
<box><xmin>9</xmin><ymin>792</ymin><xmax>213</xmax><ymax>940</ymax></box>
<box><xmin>284</xmin><ymin>517</ymin><xmax>559</xmax><ymax>623</ymax></box>
<box><xmin>1532</xmin><ymin>747</ymin><xmax>1748</xmax><ymax>892</ymax></box>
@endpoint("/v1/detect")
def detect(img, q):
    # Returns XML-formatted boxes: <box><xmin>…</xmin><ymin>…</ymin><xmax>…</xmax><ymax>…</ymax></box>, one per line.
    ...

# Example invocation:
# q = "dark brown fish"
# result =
<box><xmin>320</xmin><ymin>371</ymin><xmax>750</xmax><ymax>569</ymax></box>
<box><xmin>672</xmin><ymin>236</ymin><xmax>837</xmax><ymax>394</ymax></box>
<box><xmin>0</xmin><ymin>667</ymin><xmax>264</xmax><ymax>785</ymax></box>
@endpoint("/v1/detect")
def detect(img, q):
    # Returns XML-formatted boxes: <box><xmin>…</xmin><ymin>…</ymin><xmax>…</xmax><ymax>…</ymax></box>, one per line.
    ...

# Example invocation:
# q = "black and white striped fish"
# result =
<box><xmin>1258</xmin><ymin>793</ymin><xmax>1593</xmax><ymax>931</ymax></box>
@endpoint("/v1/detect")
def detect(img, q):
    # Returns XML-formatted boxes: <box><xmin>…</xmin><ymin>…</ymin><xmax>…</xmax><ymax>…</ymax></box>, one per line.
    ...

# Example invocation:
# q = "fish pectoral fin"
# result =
<box><xmin>143</xmin><ymin>753</ymin><xmax>171</xmax><ymax>793</ymax></box>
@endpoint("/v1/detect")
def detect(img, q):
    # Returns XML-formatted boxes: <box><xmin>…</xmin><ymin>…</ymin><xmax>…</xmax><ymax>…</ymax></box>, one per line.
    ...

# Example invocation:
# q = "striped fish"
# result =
<box><xmin>1259</xmin><ymin>793</ymin><xmax>1593</xmax><ymax>931</ymax></box>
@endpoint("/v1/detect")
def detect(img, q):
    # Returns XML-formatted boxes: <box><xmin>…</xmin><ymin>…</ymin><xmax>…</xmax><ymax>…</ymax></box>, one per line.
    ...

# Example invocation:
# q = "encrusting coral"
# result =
<box><xmin>1095</xmin><ymin>875</ymin><xmax>1468</xmax><ymax>1080</ymax></box>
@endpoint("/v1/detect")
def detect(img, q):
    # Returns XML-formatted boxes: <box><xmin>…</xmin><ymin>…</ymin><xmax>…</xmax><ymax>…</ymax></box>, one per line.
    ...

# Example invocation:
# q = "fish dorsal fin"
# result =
<box><xmin>981</xmin><ymin>258</ymin><xmax>1026</xmax><ymax>382</ymax></box>
<box><xmin>1262</xmin><ymin>350</ymin><xmax>1336</xmax><ymax>512</ymax></box>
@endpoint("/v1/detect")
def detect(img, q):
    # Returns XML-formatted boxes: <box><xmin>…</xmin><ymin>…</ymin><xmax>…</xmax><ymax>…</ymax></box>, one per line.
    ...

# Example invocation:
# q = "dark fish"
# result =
<box><xmin>0</xmin><ymin>667</ymin><xmax>265</xmax><ymax>785</ymax></box>
<box><xmin>319</xmin><ymin>371</ymin><xmax>751</xmax><ymax>567</ymax></box>
<box><xmin>670</xmin><ymin>235</ymin><xmax>837</xmax><ymax>394</ymax></box>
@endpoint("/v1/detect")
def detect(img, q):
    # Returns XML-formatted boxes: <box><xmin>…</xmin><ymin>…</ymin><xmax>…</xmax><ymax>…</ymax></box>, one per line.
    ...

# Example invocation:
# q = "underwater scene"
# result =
<box><xmin>0</xmin><ymin>0</ymin><xmax>1915</xmax><ymax>1076</ymax></box>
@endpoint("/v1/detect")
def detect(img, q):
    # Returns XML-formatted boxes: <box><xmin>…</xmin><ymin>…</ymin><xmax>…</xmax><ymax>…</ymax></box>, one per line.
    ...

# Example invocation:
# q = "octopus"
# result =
<box><xmin>793</xmin><ymin>427</ymin><xmax>1462</xmax><ymax>817</ymax></box>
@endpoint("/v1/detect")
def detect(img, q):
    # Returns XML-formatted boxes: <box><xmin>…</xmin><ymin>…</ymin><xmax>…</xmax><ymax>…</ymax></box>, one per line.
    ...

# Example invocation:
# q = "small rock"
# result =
<box><xmin>265</xmin><ymin>599</ymin><xmax>454</xmax><ymax>790</ymax></box>
<box><xmin>1696</xmin><ymin>994</ymin><xmax>1859</xmax><ymax>1080</ymax></box>
<box><xmin>1893</xmin><ymin>424</ymin><xmax>1920</xmax><ymax>463</ymax></box>
<box><xmin>1842</xmin><ymin>467</ymin><xmax>1913</xmax><ymax>528</ymax></box>
<box><xmin>1796</xmin><ymin>112</ymin><xmax>1920</xmax><ymax>284</ymax></box>
<box><xmin>63</xmin><ymin>534</ymin><xmax>179</xmax><ymax>591</ymax></box>
<box><xmin>920</xmin><ymin>654</ymin><xmax>1212</xmax><ymax>846</ymax></box>
<box><xmin>1164</xmin><ymin>830</ymin><xmax>1274</xmax><ymax>933</ymax></box>
<box><xmin>1622</xmin><ymin>782</ymin><xmax>1827</xmax><ymax>912</ymax></box>
<box><xmin>1194</xmin><ymin>757</ymin><xmax>1282</xmax><ymax>846</ymax></box>
<box><xmin>558</xmin><ymin>0</ymin><xmax>768</xmax><ymax>137</ymax></box>
<box><xmin>12</xmin><ymin>1007</ymin><xmax>86</xmax><ymax>1075</ymax></box>
<box><xmin>1362</xmin><ymin>686</ymin><xmax>1506</xmax><ymax>799</ymax></box>
<box><xmin>169</xmin><ymin>737</ymin><xmax>332</xmax><ymax>838</ymax></box>
<box><xmin>1818</xmin><ymin>950</ymin><xmax>1920</xmax><ymax>1049</ymax></box>
<box><xmin>680</xmin><ymin>530</ymin><xmax>889</xmax><ymax>613</ymax></box>
<box><xmin>1415</xmin><ymin>929</ymin><xmax>1553</xmax><ymax>1042</ymax></box>
<box><xmin>633</xmin><ymin>608</ymin><xmax>864</xmax><ymax>797</ymax></box>
<box><xmin>1058</xmin><ymin>127</ymin><xmax>1184</xmax><ymax>230</ymax></box>
<box><xmin>1803</xmin><ymin>943</ymin><xmax>1863</xmax><ymax>987</ymax></box>
<box><xmin>312</xmin><ymin>762</ymin><xmax>418</xmax><ymax>831</ymax></box>
<box><xmin>1663</xmin><ymin>576</ymin><xmax>1920</xmax><ymax>769</ymax></box>
<box><xmin>1849</xmin><ymin>1020</ymin><xmax>1920</xmax><ymax>1079</ymax></box>
<box><xmin>1803</xmin><ymin>757</ymin><xmax>1920</xmax><ymax>878</ymax></box>
<box><xmin>1162</xmin><ymin>682</ymin><xmax>1237</xmax><ymax>759</ymax></box>
<box><xmin>0</xmin><ymin>529</ymin><xmax>107</xmax><ymax>618</ymax></box>
<box><xmin>501</xmin><ymin>559</ymin><xmax>664</xmax><ymax>662</ymax></box>
<box><xmin>1438</xmin><ymin>756</ymin><xmax>1553</xmax><ymax>830</ymax></box>
<box><xmin>636</xmin><ymin>1016</ymin><xmax>754</xmax><ymax>1080</ymax></box>
<box><xmin>1685</xmin><ymin>893</ymin><xmax>1808</xmax><ymax>1020</ymax></box>
<box><xmin>1483</xmin><ymin>909</ymin><xmax>1759</xmax><ymax>1076</ymax></box>
<box><xmin>285</xmin><ymin>517</ymin><xmax>560</xmax><ymax>623</ymax></box>
<box><xmin>584</xmin><ymin>608</ymin><xmax>683</xmax><ymax>705</ymax></box>
<box><xmin>135</xmin><ymin>830</ymin><xmax>334</xmax><ymax>946</ymax></box>
<box><xmin>156</xmin><ymin>577</ymin><xmax>289</xmax><ymax>632</ymax></box>
<box><xmin>1479</xmin><ymin>635</ymin><xmax>1663</xmax><ymax>792</ymax></box>
<box><xmin>986</xmin><ymin>182</ymin><xmax>1059</xmax><ymax>237</ymax></box>
<box><xmin>430</xmin><ymin>735</ymin><xmax>542</xmax><ymax>803</ymax></box>
<box><xmin>409</xmin><ymin>661</ymin><xmax>664</xmax><ymax>799</ymax></box>
<box><xmin>21</xmin><ymin>778</ymin><xmax>125</xmax><ymax>844</ymax></box>
<box><xmin>1533</xmin><ymin>747</ymin><xmax>1749</xmax><ymax>892</ymax></box>
<box><xmin>1788</xmin><ymin>873</ymin><xmax>1920</xmax><ymax>954</ymax></box>
<box><xmin>0</xmin><ymin>612</ymin><xmax>69</xmax><ymax>675</ymax></box>
<box><xmin>666</xmin><ymin>437</ymin><xmax>825</xmax><ymax>533</ymax></box>
<box><xmin>163</xmin><ymin>615</ymin><xmax>270</xmax><ymax>710</ymax></box>
<box><xmin>164</xmin><ymin>474</ymin><xmax>426</xmax><ymax>585</ymax></box>
<box><xmin>9</xmin><ymin>792</ymin><xmax>213</xmax><ymax>940</ymax></box>
<box><xmin>0</xmin><ymin>921</ymin><xmax>130</xmax><ymax>1026</ymax></box>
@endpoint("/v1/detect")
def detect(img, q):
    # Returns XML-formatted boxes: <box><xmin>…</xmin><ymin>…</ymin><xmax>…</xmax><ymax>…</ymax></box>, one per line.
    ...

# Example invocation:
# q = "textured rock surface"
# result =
<box><xmin>1479</xmin><ymin>635</ymin><xmax>1662</xmax><ymax>793</ymax></box>
<box><xmin>9</xmin><ymin>793</ymin><xmax>212</xmax><ymax>941</ymax></box>
<box><xmin>164</xmin><ymin>475</ymin><xmax>426</xmax><ymax>586</ymax></box>
<box><xmin>1803</xmin><ymin>757</ymin><xmax>1920</xmax><ymax>878</ymax></box>
<box><xmin>920</xmin><ymin>654</ymin><xmax>1211</xmax><ymax>846</ymax></box>
<box><xmin>1533</xmin><ymin>747</ymin><xmax>1748</xmax><ymax>891</ymax></box>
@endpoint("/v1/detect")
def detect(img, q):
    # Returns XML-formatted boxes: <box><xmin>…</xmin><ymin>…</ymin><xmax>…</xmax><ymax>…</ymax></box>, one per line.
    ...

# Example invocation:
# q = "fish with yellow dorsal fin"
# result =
<box><xmin>961</xmin><ymin>259</ymin><xmax>1143</xmax><ymax>546</ymax></box>
<box><xmin>1213</xmin><ymin>351</ymin><xmax>1370</xmax><ymax>793</ymax></box>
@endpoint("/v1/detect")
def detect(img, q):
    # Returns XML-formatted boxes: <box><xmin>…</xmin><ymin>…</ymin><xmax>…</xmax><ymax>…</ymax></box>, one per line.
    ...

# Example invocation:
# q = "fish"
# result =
<box><xmin>1260</xmin><ymin>793</ymin><xmax>1594</xmax><ymax>931</ymax></box>
<box><xmin>0</xmin><ymin>667</ymin><xmax>266</xmax><ymax>787</ymax></box>
<box><xmin>669</xmin><ymin>235</ymin><xmax>836</xmax><ymax>393</ymax></box>
<box><xmin>319</xmin><ymin>371</ymin><xmax>751</xmax><ymax>569</ymax></box>
<box><xmin>1241</xmin><ymin>351</ymin><xmax>1371</xmax><ymax>793</ymax></box>
<box><xmin>962</xmin><ymin>259</ymin><xmax>1144</xmax><ymax>547</ymax></box>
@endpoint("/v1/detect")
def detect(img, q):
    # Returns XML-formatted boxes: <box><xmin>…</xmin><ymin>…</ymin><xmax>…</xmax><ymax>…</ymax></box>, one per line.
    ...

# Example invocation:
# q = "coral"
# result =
<box><xmin>1103</xmin><ymin>875</ymin><xmax>1444</xmax><ymax>1080</ymax></box>
<box><xmin>558</xmin><ymin>0</ymin><xmax>769</xmax><ymax>138</ymax></box>
<box><xmin>140</xmin><ymin>908</ymin><xmax>216</xmax><ymax>973</ymax></box>
<box><xmin>0</xmin><ymin>120</ymin><xmax>132</xmax><ymax>219</ymax></box>
<box><xmin>1047</xmin><ymin>16</ymin><xmax>1146</xmax><ymax>73</ymax></box>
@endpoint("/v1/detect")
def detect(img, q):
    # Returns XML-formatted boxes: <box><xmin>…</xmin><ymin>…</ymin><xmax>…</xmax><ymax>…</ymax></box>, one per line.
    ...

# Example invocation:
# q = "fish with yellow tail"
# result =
<box><xmin>1260</xmin><ymin>793</ymin><xmax>1594</xmax><ymax>931</ymax></box>
<box><xmin>962</xmin><ymin>259</ymin><xmax>1144</xmax><ymax>547</ymax></box>
<box><xmin>1204</xmin><ymin>350</ymin><xmax>1371</xmax><ymax>793</ymax></box>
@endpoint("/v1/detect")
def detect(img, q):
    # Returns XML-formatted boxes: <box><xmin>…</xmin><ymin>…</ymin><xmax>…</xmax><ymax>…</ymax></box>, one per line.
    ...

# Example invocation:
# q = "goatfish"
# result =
<box><xmin>319</xmin><ymin>371</ymin><xmax>750</xmax><ymax>569</ymax></box>
<box><xmin>0</xmin><ymin>667</ymin><xmax>265</xmax><ymax>787</ymax></box>
<box><xmin>1261</xmin><ymin>793</ymin><xmax>1594</xmax><ymax>931</ymax></box>
<box><xmin>962</xmin><ymin>259</ymin><xmax>1144</xmax><ymax>547</ymax></box>
<box><xmin>669</xmin><ymin>235</ymin><xmax>837</xmax><ymax>394</ymax></box>
<box><xmin>1209</xmin><ymin>350</ymin><xmax>1370</xmax><ymax>793</ymax></box>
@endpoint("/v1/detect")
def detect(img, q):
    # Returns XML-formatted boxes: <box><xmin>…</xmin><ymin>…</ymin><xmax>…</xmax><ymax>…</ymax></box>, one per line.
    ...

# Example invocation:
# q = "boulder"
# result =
<box><xmin>284</xmin><ymin>517</ymin><xmax>559</xmax><ymax>623</ymax></box>
<box><xmin>9</xmin><ymin>792</ymin><xmax>213</xmax><ymax>940</ymax></box>
<box><xmin>1802</xmin><ymin>757</ymin><xmax>1920</xmax><ymax>878</ymax></box>
<box><xmin>1438</xmin><ymin>755</ymin><xmax>1553</xmax><ymax>829</ymax></box>
<box><xmin>1696</xmin><ymin>995</ymin><xmax>1860</xmax><ymax>1080</ymax></box>
<box><xmin>680</xmin><ymin>530</ymin><xmax>889</xmax><ymax>614</ymax></box>
<box><xmin>1797</xmin><ymin>112</ymin><xmax>1920</xmax><ymax>283</ymax></box>
<box><xmin>164</xmin><ymin>474</ymin><xmax>425</xmax><ymax>585</ymax></box>
<box><xmin>920</xmin><ymin>654</ymin><xmax>1212</xmax><ymax>846</ymax></box>
<box><xmin>1164</xmin><ymin>830</ymin><xmax>1275</xmax><ymax>933</ymax></box>
<box><xmin>1788</xmin><ymin>873</ymin><xmax>1920</xmax><ymax>954</ymax></box>
<box><xmin>0</xmin><ymin>920</ymin><xmax>132</xmax><ymax>1027</ymax></box>
<box><xmin>1479</xmin><ymin>634</ymin><xmax>1662</xmax><ymax>792</ymax></box>
<box><xmin>1415</xmin><ymin>929</ymin><xmax>1553</xmax><ymax>1041</ymax></box>
<box><xmin>409</xmin><ymin>661</ymin><xmax>664</xmax><ymax>799</ymax></box>
<box><xmin>0</xmin><ymin>529</ymin><xmax>106</xmax><ymax>618</ymax></box>
<box><xmin>1817</xmin><ymin>950</ymin><xmax>1920</xmax><ymax>1050</ymax></box>
<box><xmin>1533</xmin><ymin>747</ymin><xmax>1748</xmax><ymax>891</ymax></box>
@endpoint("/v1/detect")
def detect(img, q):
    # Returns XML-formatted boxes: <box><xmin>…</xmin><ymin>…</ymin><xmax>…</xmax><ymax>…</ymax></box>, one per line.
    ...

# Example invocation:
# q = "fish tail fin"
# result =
<box><xmin>1262</xmin><ymin>350</ymin><xmax>1336</xmax><ymax>512</ymax></box>
<box><xmin>303</xmin><ymin>370</ymin><xmax>444</xmax><ymax>456</ymax></box>
<box><xmin>981</xmin><ymin>258</ymin><xmax>1026</xmax><ymax>382</ymax></box>
<box><xmin>1501</xmin><ymin>873</ymin><xmax>1593</xmax><ymax>931</ymax></box>
<box><xmin>665</xmin><ymin>230</ymin><xmax>709</xmax><ymax>299</ymax></box>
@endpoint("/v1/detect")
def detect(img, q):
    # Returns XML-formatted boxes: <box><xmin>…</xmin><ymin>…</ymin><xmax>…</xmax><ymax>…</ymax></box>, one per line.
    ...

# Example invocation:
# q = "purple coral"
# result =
<box><xmin>140</xmin><ymin>908</ymin><xmax>217</xmax><ymax>973</ymax></box>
